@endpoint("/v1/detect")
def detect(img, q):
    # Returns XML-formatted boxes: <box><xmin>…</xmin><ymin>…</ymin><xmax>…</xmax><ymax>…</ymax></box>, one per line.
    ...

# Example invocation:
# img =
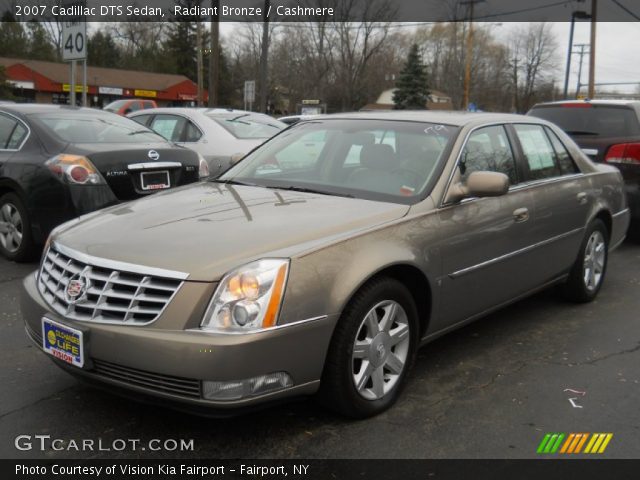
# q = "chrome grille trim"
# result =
<box><xmin>92</xmin><ymin>359</ymin><xmax>201</xmax><ymax>398</ymax></box>
<box><xmin>37</xmin><ymin>245</ymin><xmax>184</xmax><ymax>325</ymax></box>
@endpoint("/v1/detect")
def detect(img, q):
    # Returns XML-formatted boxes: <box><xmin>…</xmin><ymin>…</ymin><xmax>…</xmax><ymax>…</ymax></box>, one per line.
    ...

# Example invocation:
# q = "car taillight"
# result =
<box><xmin>605</xmin><ymin>143</ymin><xmax>640</xmax><ymax>164</ymax></box>
<box><xmin>198</xmin><ymin>154</ymin><xmax>210</xmax><ymax>178</ymax></box>
<box><xmin>45</xmin><ymin>154</ymin><xmax>105</xmax><ymax>185</ymax></box>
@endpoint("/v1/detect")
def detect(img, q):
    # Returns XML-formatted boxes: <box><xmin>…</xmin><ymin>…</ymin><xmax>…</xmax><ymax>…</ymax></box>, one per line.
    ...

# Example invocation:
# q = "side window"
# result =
<box><xmin>0</xmin><ymin>115</ymin><xmax>17</xmax><ymax>149</ymax></box>
<box><xmin>460</xmin><ymin>125</ymin><xmax>518</xmax><ymax>185</ymax></box>
<box><xmin>6</xmin><ymin>122</ymin><xmax>27</xmax><ymax>150</ymax></box>
<box><xmin>184</xmin><ymin>121</ymin><xmax>203</xmax><ymax>142</ymax></box>
<box><xmin>545</xmin><ymin>127</ymin><xmax>579</xmax><ymax>175</ymax></box>
<box><xmin>149</xmin><ymin>114</ymin><xmax>186</xmax><ymax>142</ymax></box>
<box><xmin>131</xmin><ymin>114</ymin><xmax>151</xmax><ymax>127</ymax></box>
<box><xmin>513</xmin><ymin>124</ymin><xmax>561</xmax><ymax>180</ymax></box>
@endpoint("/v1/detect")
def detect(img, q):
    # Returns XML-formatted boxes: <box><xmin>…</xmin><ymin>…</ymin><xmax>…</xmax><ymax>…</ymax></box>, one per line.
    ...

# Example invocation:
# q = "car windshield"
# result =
<box><xmin>33</xmin><ymin>113</ymin><xmax>165</xmax><ymax>144</ymax></box>
<box><xmin>103</xmin><ymin>100</ymin><xmax>129</xmax><ymax>112</ymax></box>
<box><xmin>529</xmin><ymin>105</ymin><xmax>640</xmax><ymax>137</ymax></box>
<box><xmin>217</xmin><ymin>119</ymin><xmax>456</xmax><ymax>204</ymax></box>
<box><xmin>208</xmin><ymin>113</ymin><xmax>286</xmax><ymax>139</ymax></box>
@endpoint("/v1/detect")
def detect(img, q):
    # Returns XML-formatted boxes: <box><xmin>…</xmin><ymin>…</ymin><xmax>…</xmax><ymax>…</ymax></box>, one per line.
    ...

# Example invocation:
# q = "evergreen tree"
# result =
<box><xmin>0</xmin><ymin>66</ymin><xmax>14</xmax><ymax>100</ymax></box>
<box><xmin>88</xmin><ymin>30</ymin><xmax>121</xmax><ymax>68</ymax></box>
<box><xmin>26</xmin><ymin>21</ymin><xmax>56</xmax><ymax>61</ymax></box>
<box><xmin>0</xmin><ymin>15</ymin><xmax>28</xmax><ymax>58</ymax></box>
<box><xmin>392</xmin><ymin>44</ymin><xmax>430</xmax><ymax>110</ymax></box>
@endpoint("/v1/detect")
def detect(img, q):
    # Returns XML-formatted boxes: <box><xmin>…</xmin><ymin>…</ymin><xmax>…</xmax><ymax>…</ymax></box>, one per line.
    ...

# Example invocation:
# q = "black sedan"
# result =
<box><xmin>0</xmin><ymin>105</ymin><xmax>209</xmax><ymax>262</ymax></box>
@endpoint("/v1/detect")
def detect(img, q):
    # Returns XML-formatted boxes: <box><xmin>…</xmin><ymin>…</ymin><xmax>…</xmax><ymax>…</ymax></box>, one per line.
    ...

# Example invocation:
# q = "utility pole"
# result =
<box><xmin>574</xmin><ymin>44</ymin><xmax>589</xmax><ymax>98</ymax></box>
<box><xmin>196</xmin><ymin>21</ymin><xmax>204</xmax><ymax>106</ymax></box>
<box><xmin>563</xmin><ymin>6</ymin><xmax>590</xmax><ymax>99</ymax></box>
<box><xmin>208</xmin><ymin>0</ymin><xmax>220</xmax><ymax>107</ymax></box>
<box><xmin>258</xmin><ymin>0</ymin><xmax>271</xmax><ymax>113</ymax></box>
<box><xmin>461</xmin><ymin>0</ymin><xmax>484</xmax><ymax>111</ymax></box>
<box><xmin>588</xmin><ymin>0</ymin><xmax>598</xmax><ymax>98</ymax></box>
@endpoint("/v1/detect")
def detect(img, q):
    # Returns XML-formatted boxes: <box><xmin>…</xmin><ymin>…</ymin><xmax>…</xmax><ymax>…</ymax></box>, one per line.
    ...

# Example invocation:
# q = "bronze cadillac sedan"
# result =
<box><xmin>21</xmin><ymin>112</ymin><xmax>629</xmax><ymax>418</ymax></box>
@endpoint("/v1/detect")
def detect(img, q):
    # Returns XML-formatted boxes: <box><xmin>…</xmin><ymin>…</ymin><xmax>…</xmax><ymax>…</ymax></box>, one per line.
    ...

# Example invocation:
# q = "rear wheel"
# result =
<box><xmin>319</xmin><ymin>277</ymin><xmax>419</xmax><ymax>418</ymax></box>
<box><xmin>562</xmin><ymin>219</ymin><xmax>608</xmax><ymax>303</ymax></box>
<box><xmin>0</xmin><ymin>193</ymin><xmax>36</xmax><ymax>262</ymax></box>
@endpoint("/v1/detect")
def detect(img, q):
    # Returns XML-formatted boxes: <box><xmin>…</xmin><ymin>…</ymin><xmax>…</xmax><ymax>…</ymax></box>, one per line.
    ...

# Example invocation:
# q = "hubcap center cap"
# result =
<box><xmin>369</xmin><ymin>333</ymin><xmax>390</xmax><ymax>368</ymax></box>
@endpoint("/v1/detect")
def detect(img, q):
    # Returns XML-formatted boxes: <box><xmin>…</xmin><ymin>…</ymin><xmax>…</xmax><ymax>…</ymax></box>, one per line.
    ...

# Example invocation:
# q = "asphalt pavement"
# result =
<box><xmin>0</xmin><ymin>243</ymin><xmax>639</xmax><ymax>459</ymax></box>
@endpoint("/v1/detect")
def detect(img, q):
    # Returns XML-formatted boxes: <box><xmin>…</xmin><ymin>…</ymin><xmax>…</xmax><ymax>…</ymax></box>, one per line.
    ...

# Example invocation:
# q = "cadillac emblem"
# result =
<box><xmin>65</xmin><ymin>274</ymin><xmax>90</xmax><ymax>304</ymax></box>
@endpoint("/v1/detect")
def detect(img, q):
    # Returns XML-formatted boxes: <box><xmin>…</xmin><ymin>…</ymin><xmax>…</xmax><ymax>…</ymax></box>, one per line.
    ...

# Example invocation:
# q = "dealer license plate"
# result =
<box><xmin>141</xmin><ymin>170</ymin><xmax>170</xmax><ymax>191</ymax></box>
<box><xmin>42</xmin><ymin>317</ymin><xmax>84</xmax><ymax>368</ymax></box>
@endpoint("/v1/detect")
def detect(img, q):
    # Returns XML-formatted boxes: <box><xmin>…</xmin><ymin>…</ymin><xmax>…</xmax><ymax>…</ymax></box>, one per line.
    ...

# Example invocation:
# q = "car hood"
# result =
<box><xmin>53</xmin><ymin>183</ymin><xmax>409</xmax><ymax>281</ymax></box>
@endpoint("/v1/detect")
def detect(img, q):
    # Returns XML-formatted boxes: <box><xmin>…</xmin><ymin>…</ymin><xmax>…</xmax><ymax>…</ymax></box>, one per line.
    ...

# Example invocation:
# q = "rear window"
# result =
<box><xmin>208</xmin><ymin>113</ymin><xmax>285</xmax><ymax>139</ymax></box>
<box><xmin>33</xmin><ymin>113</ymin><xmax>164</xmax><ymax>144</ymax></box>
<box><xmin>529</xmin><ymin>105</ymin><xmax>640</xmax><ymax>137</ymax></box>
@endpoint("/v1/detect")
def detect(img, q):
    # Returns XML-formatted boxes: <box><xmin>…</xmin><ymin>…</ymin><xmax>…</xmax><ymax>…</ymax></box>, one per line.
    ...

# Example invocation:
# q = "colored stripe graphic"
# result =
<box><xmin>540</xmin><ymin>433</ymin><xmax>613</xmax><ymax>454</ymax></box>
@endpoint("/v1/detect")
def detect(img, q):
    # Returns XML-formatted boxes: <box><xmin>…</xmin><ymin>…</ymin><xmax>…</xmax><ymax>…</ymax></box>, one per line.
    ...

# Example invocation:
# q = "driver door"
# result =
<box><xmin>435</xmin><ymin>125</ymin><xmax>539</xmax><ymax>328</ymax></box>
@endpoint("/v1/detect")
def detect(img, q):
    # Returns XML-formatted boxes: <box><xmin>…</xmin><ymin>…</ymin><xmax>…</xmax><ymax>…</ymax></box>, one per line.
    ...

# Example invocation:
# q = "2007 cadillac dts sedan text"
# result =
<box><xmin>22</xmin><ymin>112</ymin><xmax>629</xmax><ymax>417</ymax></box>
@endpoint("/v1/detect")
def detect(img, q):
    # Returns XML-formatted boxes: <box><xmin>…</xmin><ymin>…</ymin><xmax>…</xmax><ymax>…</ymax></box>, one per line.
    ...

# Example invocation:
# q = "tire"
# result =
<box><xmin>0</xmin><ymin>192</ymin><xmax>36</xmax><ymax>262</ymax></box>
<box><xmin>562</xmin><ymin>219</ymin><xmax>609</xmax><ymax>303</ymax></box>
<box><xmin>318</xmin><ymin>277</ymin><xmax>419</xmax><ymax>418</ymax></box>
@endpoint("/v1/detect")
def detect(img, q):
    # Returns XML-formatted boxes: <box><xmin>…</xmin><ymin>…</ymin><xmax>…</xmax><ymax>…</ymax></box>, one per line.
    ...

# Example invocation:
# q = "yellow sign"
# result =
<box><xmin>62</xmin><ymin>84</ymin><xmax>88</xmax><ymax>93</ymax></box>
<box><xmin>134</xmin><ymin>89</ymin><xmax>157</xmax><ymax>98</ymax></box>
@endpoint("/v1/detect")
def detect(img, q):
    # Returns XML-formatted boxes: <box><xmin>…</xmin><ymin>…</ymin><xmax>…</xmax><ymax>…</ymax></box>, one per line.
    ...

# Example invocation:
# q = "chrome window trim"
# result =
<box><xmin>0</xmin><ymin>111</ymin><xmax>31</xmax><ymax>152</ymax></box>
<box><xmin>612</xmin><ymin>208</ymin><xmax>630</xmax><ymax>219</ymax></box>
<box><xmin>189</xmin><ymin>315</ymin><xmax>328</xmax><ymax>336</ymax></box>
<box><xmin>449</xmin><ymin>227</ymin><xmax>584</xmax><ymax>279</ymax></box>
<box><xmin>128</xmin><ymin>162</ymin><xmax>183</xmax><ymax>170</ymax></box>
<box><xmin>51</xmin><ymin>241</ymin><xmax>189</xmax><ymax>280</ymax></box>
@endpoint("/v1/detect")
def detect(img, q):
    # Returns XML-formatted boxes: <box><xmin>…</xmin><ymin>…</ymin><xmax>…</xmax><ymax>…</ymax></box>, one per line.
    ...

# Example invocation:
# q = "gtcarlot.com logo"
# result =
<box><xmin>537</xmin><ymin>433</ymin><xmax>613</xmax><ymax>454</ymax></box>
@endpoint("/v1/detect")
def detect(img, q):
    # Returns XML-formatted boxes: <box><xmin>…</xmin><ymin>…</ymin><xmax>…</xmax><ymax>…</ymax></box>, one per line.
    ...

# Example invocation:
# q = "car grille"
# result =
<box><xmin>92</xmin><ymin>359</ymin><xmax>201</xmax><ymax>398</ymax></box>
<box><xmin>37</xmin><ymin>246</ymin><xmax>183</xmax><ymax>325</ymax></box>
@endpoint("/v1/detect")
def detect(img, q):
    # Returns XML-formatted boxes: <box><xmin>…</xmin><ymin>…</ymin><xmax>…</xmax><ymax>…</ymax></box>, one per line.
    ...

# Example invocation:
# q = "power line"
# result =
<box><xmin>473</xmin><ymin>0</ymin><xmax>574</xmax><ymax>20</ymax></box>
<box><xmin>610</xmin><ymin>0</ymin><xmax>640</xmax><ymax>20</ymax></box>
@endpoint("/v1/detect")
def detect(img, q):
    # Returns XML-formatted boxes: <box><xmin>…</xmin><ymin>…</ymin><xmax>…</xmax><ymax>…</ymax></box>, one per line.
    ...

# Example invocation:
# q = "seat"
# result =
<box><xmin>349</xmin><ymin>143</ymin><xmax>397</xmax><ymax>192</ymax></box>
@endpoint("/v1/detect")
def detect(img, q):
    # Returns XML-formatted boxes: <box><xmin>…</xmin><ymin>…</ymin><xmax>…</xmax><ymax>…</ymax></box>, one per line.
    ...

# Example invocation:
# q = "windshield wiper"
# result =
<box><xmin>211</xmin><ymin>178</ymin><xmax>261</xmax><ymax>187</ymax></box>
<box><xmin>267</xmin><ymin>185</ymin><xmax>354</xmax><ymax>198</ymax></box>
<box><xmin>128</xmin><ymin>130</ymin><xmax>154</xmax><ymax>136</ymax></box>
<box><xmin>228</xmin><ymin>113</ymin><xmax>251</xmax><ymax>122</ymax></box>
<box><xmin>564</xmin><ymin>130</ymin><xmax>599</xmax><ymax>136</ymax></box>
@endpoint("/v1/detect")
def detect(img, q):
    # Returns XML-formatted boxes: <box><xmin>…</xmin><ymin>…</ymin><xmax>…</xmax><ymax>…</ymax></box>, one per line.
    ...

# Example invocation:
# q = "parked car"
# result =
<box><xmin>528</xmin><ymin>99</ymin><xmax>640</xmax><ymax>233</ymax></box>
<box><xmin>104</xmin><ymin>99</ymin><xmax>157</xmax><ymax>116</ymax></box>
<box><xmin>0</xmin><ymin>105</ymin><xmax>209</xmax><ymax>261</ymax></box>
<box><xmin>22</xmin><ymin>112</ymin><xmax>628</xmax><ymax>418</ymax></box>
<box><xmin>128</xmin><ymin>108</ymin><xmax>286</xmax><ymax>177</ymax></box>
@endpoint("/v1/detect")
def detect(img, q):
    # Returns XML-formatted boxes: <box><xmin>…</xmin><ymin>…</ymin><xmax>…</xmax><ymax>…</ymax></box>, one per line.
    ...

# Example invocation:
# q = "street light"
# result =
<box><xmin>563</xmin><ymin>9</ymin><xmax>591</xmax><ymax>99</ymax></box>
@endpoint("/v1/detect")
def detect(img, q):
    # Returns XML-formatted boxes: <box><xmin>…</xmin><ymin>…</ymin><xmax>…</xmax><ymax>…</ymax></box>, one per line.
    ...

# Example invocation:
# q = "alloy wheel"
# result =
<box><xmin>0</xmin><ymin>202</ymin><xmax>23</xmax><ymax>253</ymax></box>
<box><xmin>583</xmin><ymin>230</ymin><xmax>606</xmax><ymax>292</ymax></box>
<box><xmin>351</xmin><ymin>300</ymin><xmax>411</xmax><ymax>401</ymax></box>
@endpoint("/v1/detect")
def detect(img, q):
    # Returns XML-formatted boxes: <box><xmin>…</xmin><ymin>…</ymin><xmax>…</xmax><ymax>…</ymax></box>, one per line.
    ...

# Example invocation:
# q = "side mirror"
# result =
<box><xmin>446</xmin><ymin>171</ymin><xmax>509</xmax><ymax>203</ymax></box>
<box><xmin>230</xmin><ymin>152</ymin><xmax>245</xmax><ymax>164</ymax></box>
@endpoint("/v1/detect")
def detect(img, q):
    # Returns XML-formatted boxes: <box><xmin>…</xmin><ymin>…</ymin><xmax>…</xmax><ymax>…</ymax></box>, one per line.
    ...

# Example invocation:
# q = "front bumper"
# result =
<box><xmin>21</xmin><ymin>272</ymin><xmax>336</xmax><ymax>413</ymax></box>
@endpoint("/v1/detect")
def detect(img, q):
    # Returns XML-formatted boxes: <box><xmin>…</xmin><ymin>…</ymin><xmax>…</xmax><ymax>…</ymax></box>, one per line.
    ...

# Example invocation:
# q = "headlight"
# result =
<box><xmin>198</xmin><ymin>154</ymin><xmax>210</xmax><ymax>178</ymax></box>
<box><xmin>201</xmin><ymin>259</ymin><xmax>289</xmax><ymax>333</ymax></box>
<box><xmin>45</xmin><ymin>154</ymin><xmax>105</xmax><ymax>185</ymax></box>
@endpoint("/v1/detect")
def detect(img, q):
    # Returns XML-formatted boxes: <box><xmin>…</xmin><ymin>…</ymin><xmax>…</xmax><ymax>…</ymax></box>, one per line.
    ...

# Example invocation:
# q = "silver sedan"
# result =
<box><xmin>129</xmin><ymin>108</ymin><xmax>286</xmax><ymax>177</ymax></box>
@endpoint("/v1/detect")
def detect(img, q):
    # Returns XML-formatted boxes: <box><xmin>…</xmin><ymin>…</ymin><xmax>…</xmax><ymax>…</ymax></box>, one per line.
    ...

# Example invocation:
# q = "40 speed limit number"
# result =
<box><xmin>62</xmin><ymin>22</ymin><xmax>86</xmax><ymax>60</ymax></box>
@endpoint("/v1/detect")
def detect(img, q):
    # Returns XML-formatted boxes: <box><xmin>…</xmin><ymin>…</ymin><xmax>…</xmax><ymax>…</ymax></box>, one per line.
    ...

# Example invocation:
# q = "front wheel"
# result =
<box><xmin>318</xmin><ymin>277</ymin><xmax>419</xmax><ymax>418</ymax></box>
<box><xmin>562</xmin><ymin>219</ymin><xmax>609</xmax><ymax>303</ymax></box>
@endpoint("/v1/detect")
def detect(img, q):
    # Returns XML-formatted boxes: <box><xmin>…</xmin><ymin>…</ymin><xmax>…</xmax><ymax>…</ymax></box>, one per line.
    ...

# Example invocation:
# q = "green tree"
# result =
<box><xmin>0</xmin><ymin>66</ymin><xmax>14</xmax><ymax>100</ymax></box>
<box><xmin>393</xmin><ymin>44</ymin><xmax>430</xmax><ymax>110</ymax></box>
<box><xmin>88</xmin><ymin>30</ymin><xmax>121</xmax><ymax>68</ymax></box>
<box><xmin>26</xmin><ymin>21</ymin><xmax>56</xmax><ymax>60</ymax></box>
<box><xmin>163</xmin><ymin>1</ymin><xmax>202</xmax><ymax>80</ymax></box>
<box><xmin>0</xmin><ymin>15</ymin><xmax>28</xmax><ymax>58</ymax></box>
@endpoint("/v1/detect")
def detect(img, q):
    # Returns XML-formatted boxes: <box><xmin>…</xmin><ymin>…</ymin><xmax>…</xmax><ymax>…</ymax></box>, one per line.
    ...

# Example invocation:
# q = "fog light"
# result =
<box><xmin>202</xmin><ymin>372</ymin><xmax>293</xmax><ymax>401</ymax></box>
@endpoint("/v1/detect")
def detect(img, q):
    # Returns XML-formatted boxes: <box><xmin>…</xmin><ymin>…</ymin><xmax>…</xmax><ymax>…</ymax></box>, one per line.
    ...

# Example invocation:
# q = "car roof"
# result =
<box><xmin>0</xmin><ymin>104</ymin><xmax>111</xmax><ymax>115</ymax></box>
<box><xmin>532</xmin><ymin>99</ymin><xmax>640</xmax><ymax>108</ymax></box>
<box><xmin>306</xmin><ymin>110</ymin><xmax>536</xmax><ymax>127</ymax></box>
<box><xmin>129</xmin><ymin>107</ymin><xmax>249</xmax><ymax>116</ymax></box>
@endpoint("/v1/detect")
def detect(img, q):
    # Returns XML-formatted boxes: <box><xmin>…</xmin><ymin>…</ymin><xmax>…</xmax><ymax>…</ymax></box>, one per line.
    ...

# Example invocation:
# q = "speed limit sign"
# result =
<box><xmin>61</xmin><ymin>21</ymin><xmax>87</xmax><ymax>61</ymax></box>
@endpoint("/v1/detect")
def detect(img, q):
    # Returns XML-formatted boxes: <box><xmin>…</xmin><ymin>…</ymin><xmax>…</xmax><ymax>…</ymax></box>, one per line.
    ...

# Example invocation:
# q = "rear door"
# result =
<box><xmin>437</xmin><ymin>124</ymin><xmax>538</xmax><ymax>327</ymax></box>
<box><xmin>509</xmin><ymin>123</ymin><xmax>589</xmax><ymax>282</ymax></box>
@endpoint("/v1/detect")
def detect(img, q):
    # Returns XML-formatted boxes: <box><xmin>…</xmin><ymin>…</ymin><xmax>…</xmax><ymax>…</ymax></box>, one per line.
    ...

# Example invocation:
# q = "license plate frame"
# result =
<box><xmin>140</xmin><ymin>170</ymin><xmax>171</xmax><ymax>191</ymax></box>
<box><xmin>41</xmin><ymin>317</ymin><xmax>84</xmax><ymax>368</ymax></box>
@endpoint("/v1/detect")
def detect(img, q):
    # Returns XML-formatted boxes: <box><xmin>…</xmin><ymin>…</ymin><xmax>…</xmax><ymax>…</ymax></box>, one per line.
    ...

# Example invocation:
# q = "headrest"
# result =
<box><xmin>360</xmin><ymin>143</ymin><xmax>395</xmax><ymax>170</ymax></box>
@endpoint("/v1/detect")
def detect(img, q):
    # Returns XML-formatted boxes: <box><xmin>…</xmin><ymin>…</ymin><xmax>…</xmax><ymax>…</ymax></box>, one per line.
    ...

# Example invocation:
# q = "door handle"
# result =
<box><xmin>577</xmin><ymin>192</ymin><xmax>588</xmax><ymax>205</ymax></box>
<box><xmin>513</xmin><ymin>207</ymin><xmax>530</xmax><ymax>223</ymax></box>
